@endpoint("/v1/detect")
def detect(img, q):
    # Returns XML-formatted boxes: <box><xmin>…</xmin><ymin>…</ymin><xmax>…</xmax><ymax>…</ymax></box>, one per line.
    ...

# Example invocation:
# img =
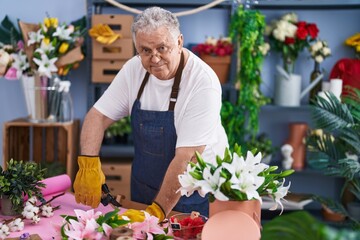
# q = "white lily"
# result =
<box><xmin>38</xmin><ymin>40</ymin><xmax>55</xmax><ymax>53</ymax></box>
<box><xmin>33</xmin><ymin>53</ymin><xmax>58</xmax><ymax>78</ymax></box>
<box><xmin>53</xmin><ymin>24</ymin><xmax>74</xmax><ymax>40</ymax></box>
<box><xmin>230</xmin><ymin>171</ymin><xmax>264</xmax><ymax>202</ymax></box>
<box><xmin>268</xmin><ymin>180</ymin><xmax>291</xmax><ymax>214</ymax></box>
<box><xmin>196</xmin><ymin>167</ymin><xmax>228</xmax><ymax>201</ymax></box>
<box><xmin>27</xmin><ymin>29</ymin><xmax>44</xmax><ymax>46</ymax></box>
<box><xmin>177</xmin><ymin>164</ymin><xmax>199</xmax><ymax>197</ymax></box>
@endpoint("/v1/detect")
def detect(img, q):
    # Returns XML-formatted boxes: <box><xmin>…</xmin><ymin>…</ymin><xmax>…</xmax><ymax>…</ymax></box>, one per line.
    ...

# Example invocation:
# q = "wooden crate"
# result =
<box><xmin>92</xmin><ymin>59</ymin><xmax>126</xmax><ymax>83</ymax></box>
<box><xmin>2</xmin><ymin>118</ymin><xmax>80</xmax><ymax>183</ymax></box>
<box><xmin>92</xmin><ymin>38</ymin><xmax>134</xmax><ymax>60</ymax></box>
<box><xmin>102</xmin><ymin>162</ymin><xmax>132</xmax><ymax>200</ymax></box>
<box><xmin>92</xmin><ymin>14</ymin><xmax>133</xmax><ymax>38</ymax></box>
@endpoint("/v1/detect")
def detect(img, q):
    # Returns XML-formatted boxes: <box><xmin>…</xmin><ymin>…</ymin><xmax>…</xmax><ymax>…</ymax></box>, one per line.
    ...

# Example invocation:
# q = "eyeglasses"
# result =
<box><xmin>137</xmin><ymin>45</ymin><xmax>173</xmax><ymax>59</ymax></box>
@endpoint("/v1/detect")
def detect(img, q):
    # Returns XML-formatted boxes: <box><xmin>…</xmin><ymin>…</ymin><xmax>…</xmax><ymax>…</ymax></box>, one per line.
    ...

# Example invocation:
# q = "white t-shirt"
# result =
<box><xmin>94</xmin><ymin>49</ymin><xmax>229</xmax><ymax>164</ymax></box>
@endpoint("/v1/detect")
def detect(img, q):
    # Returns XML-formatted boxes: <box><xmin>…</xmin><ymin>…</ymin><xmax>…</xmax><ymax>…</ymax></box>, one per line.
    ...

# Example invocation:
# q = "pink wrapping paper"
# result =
<box><xmin>40</xmin><ymin>174</ymin><xmax>72</xmax><ymax>197</ymax></box>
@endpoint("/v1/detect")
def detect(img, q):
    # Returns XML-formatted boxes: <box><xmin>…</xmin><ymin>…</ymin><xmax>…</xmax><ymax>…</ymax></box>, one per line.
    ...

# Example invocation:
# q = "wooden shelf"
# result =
<box><xmin>2</xmin><ymin>118</ymin><xmax>80</xmax><ymax>182</ymax></box>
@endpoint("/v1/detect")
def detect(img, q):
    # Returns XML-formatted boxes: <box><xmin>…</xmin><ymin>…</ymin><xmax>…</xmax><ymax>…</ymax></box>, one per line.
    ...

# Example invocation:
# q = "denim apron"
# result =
<box><xmin>130</xmin><ymin>52</ymin><xmax>209</xmax><ymax>216</ymax></box>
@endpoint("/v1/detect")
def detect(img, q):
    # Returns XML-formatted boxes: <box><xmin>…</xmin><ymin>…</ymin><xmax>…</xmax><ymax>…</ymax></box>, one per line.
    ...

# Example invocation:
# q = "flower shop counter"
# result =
<box><xmin>0</xmin><ymin>192</ymin><xmax>148</xmax><ymax>240</ymax></box>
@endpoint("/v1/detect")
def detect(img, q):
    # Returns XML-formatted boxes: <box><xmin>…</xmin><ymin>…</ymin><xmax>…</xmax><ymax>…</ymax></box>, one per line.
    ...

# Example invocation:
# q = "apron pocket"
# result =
<box><xmin>139</xmin><ymin>123</ymin><xmax>165</xmax><ymax>157</ymax></box>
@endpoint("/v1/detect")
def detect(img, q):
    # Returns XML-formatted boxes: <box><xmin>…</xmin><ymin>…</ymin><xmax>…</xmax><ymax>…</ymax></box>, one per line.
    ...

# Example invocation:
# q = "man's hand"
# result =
<box><xmin>119</xmin><ymin>202</ymin><xmax>165</xmax><ymax>223</ymax></box>
<box><xmin>73</xmin><ymin>156</ymin><xmax>105</xmax><ymax>208</ymax></box>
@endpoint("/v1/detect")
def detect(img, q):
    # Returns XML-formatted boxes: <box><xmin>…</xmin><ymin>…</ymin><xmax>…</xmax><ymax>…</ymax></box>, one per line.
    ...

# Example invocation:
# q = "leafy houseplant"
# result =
<box><xmin>0</xmin><ymin>159</ymin><xmax>46</xmax><ymax>214</ymax></box>
<box><xmin>104</xmin><ymin>116</ymin><xmax>132</xmax><ymax>144</ymax></box>
<box><xmin>306</xmin><ymin>86</ymin><xmax>360</xmax><ymax>226</ymax></box>
<box><xmin>221</xmin><ymin>5</ymin><xmax>271</xmax><ymax>154</ymax></box>
<box><xmin>178</xmin><ymin>144</ymin><xmax>294</xmax><ymax>212</ymax></box>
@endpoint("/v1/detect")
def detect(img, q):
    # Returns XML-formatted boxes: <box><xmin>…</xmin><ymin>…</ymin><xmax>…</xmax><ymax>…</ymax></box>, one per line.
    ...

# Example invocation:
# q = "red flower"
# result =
<box><xmin>285</xmin><ymin>37</ymin><xmax>295</xmax><ymax>45</ymax></box>
<box><xmin>307</xmin><ymin>23</ymin><xmax>319</xmax><ymax>39</ymax></box>
<box><xmin>296</xmin><ymin>25</ymin><xmax>308</xmax><ymax>40</ymax></box>
<box><xmin>192</xmin><ymin>37</ymin><xmax>233</xmax><ymax>57</ymax></box>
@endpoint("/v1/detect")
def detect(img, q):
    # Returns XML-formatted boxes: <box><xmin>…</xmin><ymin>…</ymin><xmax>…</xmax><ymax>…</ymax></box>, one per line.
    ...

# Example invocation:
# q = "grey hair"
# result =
<box><xmin>131</xmin><ymin>7</ymin><xmax>180</xmax><ymax>42</ymax></box>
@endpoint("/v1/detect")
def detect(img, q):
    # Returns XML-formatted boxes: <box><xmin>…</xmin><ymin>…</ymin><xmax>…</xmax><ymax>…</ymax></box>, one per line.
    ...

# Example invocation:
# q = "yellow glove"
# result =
<box><xmin>119</xmin><ymin>202</ymin><xmax>165</xmax><ymax>223</ymax></box>
<box><xmin>73</xmin><ymin>156</ymin><xmax>105</xmax><ymax>208</ymax></box>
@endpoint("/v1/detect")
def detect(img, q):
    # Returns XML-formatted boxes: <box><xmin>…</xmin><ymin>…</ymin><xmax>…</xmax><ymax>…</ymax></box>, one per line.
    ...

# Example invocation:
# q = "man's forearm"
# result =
<box><xmin>154</xmin><ymin>146</ymin><xmax>205</xmax><ymax>216</ymax></box>
<box><xmin>80</xmin><ymin>107</ymin><xmax>114</xmax><ymax>155</ymax></box>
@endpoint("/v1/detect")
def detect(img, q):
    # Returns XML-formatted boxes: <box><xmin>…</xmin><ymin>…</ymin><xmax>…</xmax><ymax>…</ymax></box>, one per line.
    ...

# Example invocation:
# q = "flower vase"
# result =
<box><xmin>209</xmin><ymin>199</ymin><xmax>261</xmax><ymax>229</ymax></box>
<box><xmin>285</xmin><ymin>122</ymin><xmax>308</xmax><ymax>170</ymax></box>
<box><xmin>202</xmin><ymin>200</ymin><xmax>261</xmax><ymax>240</ymax></box>
<box><xmin>1</xmin><ymin>195</ymin><xmax>18</xmax><ymax>216</ymax></box>
<box><xmin>200</xmin><ymin>54</ymin><xmax>231</xmax><ymax>84</ymax></box>
<box><xmin>309</xmin><ymin>61</ymin><xmax>323</xmax><ymax>102</ymax></box>
<box><xmin>21</xmin><ymin>72</ymin><xmax>57</xmax><ymax>123</ymax></box>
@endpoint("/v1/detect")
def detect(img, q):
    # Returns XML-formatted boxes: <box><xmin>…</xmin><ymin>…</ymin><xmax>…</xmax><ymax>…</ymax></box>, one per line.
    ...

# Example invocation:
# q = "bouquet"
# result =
<box><xmin>178</xmin><ymin>144</ymin><xmax>294</xmax><ymax>213</ymax></box>
<box><xmin>0</xmin><ymin>15</ymin><xmax>86</xmax><ymax>80</ymax></box>
<box><xmin>192</xmin><ymin>36</ymin><xmax>233</xmax><ymax>57</ymax></box>
<box><xmin>265</xmin><ymin>12</ymin><xmax>319</xmax><ymax>74</ymax></box>
<box><xmin>309</xmin><ymin>39</ymin><xmax>331</xmax><ymax>63</ymax></box>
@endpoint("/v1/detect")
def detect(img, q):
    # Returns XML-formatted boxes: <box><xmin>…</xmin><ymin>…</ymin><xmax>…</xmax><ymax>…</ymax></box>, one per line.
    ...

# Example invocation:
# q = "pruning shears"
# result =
<box><xmin>100</xmin><ymin>183</ymin><xmax>122</xmax><ymax>208</ymax></box>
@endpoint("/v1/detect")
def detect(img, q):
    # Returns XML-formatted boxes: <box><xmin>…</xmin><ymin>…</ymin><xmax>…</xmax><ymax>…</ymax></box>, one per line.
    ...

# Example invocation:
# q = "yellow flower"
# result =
<box><xmin>345</xmin><ymin>33</ymin><xmax>360</xmax><ymax>52</ymax></box>
<box><xmin>43</xmin><ymin>37</ymin><xmax>50</xmax><ymax>45</ymax></box>
<box><xmin>44</xmin><ymin>17</ymin><xmax>58</xmax><ymax>28</ymax></box>
<box><xmin>59</xmin><ymin>42</ymin><xmax>69</xmax><ymax>54</ymax></box>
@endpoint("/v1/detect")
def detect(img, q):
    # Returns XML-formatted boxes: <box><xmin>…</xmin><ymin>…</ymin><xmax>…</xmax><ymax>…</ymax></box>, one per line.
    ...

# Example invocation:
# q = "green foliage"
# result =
<box><xmin>306</xmin><ymin>86</ymin><xmax>360</xmax><ymax>227</ymax></box>
<box><xmin>105</xmin><ymin>116</ymin><xmax>132</xmax><ymax>138</ymax></box>
<box><xmin>0</xmin><ymin>15</ymin><xmax>21</xmax><ymax>45</ymax></box>
<box><xmin>262</xmin><ymin>211</ymin><xmax>360</xmax><ymax>240</ymax></box>
<box><xmin>0</xmin><ymin>159</ymin><xmax>46</xmax><ymax>213</ymax></box>
<box><xmin>222</xmin><ymin>5</ymin><xmax>270</xmax><ymax>151</ymax></box>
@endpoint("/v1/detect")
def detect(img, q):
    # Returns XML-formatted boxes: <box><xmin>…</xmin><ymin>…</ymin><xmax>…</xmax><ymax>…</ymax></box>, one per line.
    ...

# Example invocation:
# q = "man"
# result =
<box><xmin>74</xmin><ymin>6</ymin><xmax>228</xmax><ymax>219</ymax></box>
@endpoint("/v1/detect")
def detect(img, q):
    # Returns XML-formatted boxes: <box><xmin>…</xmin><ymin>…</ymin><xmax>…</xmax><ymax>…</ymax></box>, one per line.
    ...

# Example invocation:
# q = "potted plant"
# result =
<box><xmin>178</xmin><ymin>144</ymin><xmax>294</xmax><ymax>227</ymax></box>
<box><xmin>192</xmin><ymin>36</ymin><xmax>234</xmax><ymax>84</ymax></box>
<box><xmin>306</xmin><ymin>86</ymin><xmax>360</xmax><ymax>226</ymax></box>
<box><xmin>104</xmin><ymin>116</ymin><xmax>132</xmax><ymax>145</ymax></box>
<box><xmin>0</xmin><ymin>159</ymin><xmax>46</xmax><ymax>215</ymax></box>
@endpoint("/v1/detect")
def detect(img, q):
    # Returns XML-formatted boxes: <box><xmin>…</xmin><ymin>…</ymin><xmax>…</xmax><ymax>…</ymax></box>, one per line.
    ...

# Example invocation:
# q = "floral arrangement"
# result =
<box><xmin>192</xmin><ymin>36</ymin><xmax>234</xmax><ymax>57</ymax></box>
<box><xmin>178</xmin><ymin>144</ymin><xmax>294</xmax><ymax>213</ymax></box>
<box><xmin>265</xmin><ymin>12</ymin><xmax>319</xmax><ymax>74</ymax></box>
<box><xmin>60</xmin><ymin>209</ymin><xmax>171</xmax><ymax>240</ymax></box>
<box><xmin>0</xmin><ymin>15</ymin><xmax>85</xmax><ymax>80</ymax></box>
<box><xmin>0</xmin><ymin>194</ymin><xmax>62</xmax><ymax>239</ymax></box>
<box><xmin>345</xmin><ymin>32</ymin><xmax>360</xmax><ymax>59</ymax></box>
<box><xmin>309</xmin><ymin>39</ymin><xmax>331</xmax><ymax>63</ymax></box>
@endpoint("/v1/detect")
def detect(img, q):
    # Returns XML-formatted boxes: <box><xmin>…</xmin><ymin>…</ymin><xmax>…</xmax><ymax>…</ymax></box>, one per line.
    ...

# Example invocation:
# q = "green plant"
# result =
<box><xmin>306</xmin><ymin>86</ymin><xmax>360</xmax><ymax>226</ymax></box>
<box><xmin>105</xmin><ymin>116</ymin><xmax>132</xmax><ymax>139</ymax></box>
<box><xmin>221</xmin><ymin>5</ymin><xmax>270</xmax><ymax>152</ymax></box>
<box><xmin>262</xmin><ymin>211</ymin><xmax>360</xmax><ymax>240</ymax></box>
<box><xmin>0</xmin><ymin>159</ymin><xmax>46</xmax><ymax>213</ymax></box>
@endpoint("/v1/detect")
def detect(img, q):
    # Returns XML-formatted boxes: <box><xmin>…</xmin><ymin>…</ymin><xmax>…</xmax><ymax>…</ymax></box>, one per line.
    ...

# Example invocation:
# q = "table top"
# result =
<box><xmin>0</xmin><ymin>192</ymin><xmax>146</xmax><ymax>239</ymax></box>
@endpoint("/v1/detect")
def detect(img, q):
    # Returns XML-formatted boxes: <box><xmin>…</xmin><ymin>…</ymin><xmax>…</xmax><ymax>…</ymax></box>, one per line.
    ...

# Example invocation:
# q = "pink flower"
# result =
<box><xmin>130</xmin><ymin>211</ymin><xmax>165</xmax><ymax>240</ymax></box>
<box><xmin>4</xmin><ymin>67</ymin><xmax>18</xmax><ymax>80</ymax></box>
<box><xmin>64</xmin><ymin>218</ymin><xmax>103</xmax><ymax>240</ymax></box>
<box><xmin>73</xmin><ymin>209</ymin><xmax>102</xmax><ymax>225</ymax></box>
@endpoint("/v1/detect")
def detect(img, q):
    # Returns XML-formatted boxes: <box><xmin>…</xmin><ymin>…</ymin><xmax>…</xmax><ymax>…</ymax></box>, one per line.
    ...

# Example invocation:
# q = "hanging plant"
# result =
<box><xmin>221</xmin><ymin>4</ymin><xmax>271</xmax><ymax>154</ymax></box>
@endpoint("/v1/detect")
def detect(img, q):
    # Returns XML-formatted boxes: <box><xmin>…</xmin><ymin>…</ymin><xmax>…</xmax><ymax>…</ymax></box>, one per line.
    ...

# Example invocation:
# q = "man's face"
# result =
<box><xmin>135</xmin><ymin>26</ymin><xmax>182</xmax><ymax>80</ymax></box>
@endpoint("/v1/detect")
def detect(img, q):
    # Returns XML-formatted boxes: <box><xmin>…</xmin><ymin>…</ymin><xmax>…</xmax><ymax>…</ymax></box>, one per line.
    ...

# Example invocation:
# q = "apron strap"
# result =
<box><xmin>168</xmin><ymin>51</ymin><xmax>185</xmax><ymax>111</ymax></box>
<box><xmin>136</xmin><ymin>51</ymin><xmax>185</xmax><ymax>110</ymax></box>
<box><xmin>137</xmin><ymin>72</ymin><xmax>150</xmax><ymax>100</ymax></box>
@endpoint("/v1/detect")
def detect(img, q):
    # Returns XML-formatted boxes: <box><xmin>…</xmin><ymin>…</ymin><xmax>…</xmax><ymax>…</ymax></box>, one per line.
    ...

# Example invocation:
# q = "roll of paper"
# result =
<box><xmin>40</xmin><ymin>174</ymin><xmax>72</xmax><ymax>197</ymax></box>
